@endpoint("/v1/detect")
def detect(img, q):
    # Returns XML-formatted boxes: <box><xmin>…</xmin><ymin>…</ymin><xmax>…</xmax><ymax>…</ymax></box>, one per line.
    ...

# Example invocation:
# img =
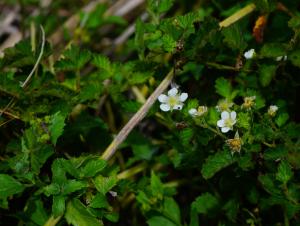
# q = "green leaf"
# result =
<box><xmin>222</xmin><ymin>199</ymin><xmax>239</xmax><ymax>221</ymax></box>
<box><xmin>92</xmin><ymin>54</ymin><xmax>115</xmax><ymax>77</ymax></box>
<box><xmin>151</xmin><ymin>171</ymin><xmax>164</xmax><ymax>199</ymax></box>
<box><xmin>104</xmin><ymin>212</ymin><xmax>119</xmax><ymax>222</ymax></box>
<box><xmin>49</xmin><ymin>112</ymin><xmax>66</xmax><ymax>145</ymax></box>
<box><xmin>80</xmin><ymin>159</ymin><xmax>107</xmax><ymax>178</ymax></box>
<box><xmin>163</xmin><ymin>197</ymin><xmax>181</xmax><ymax>224</ymax></box>
<box><xmin>26</xmin><ymin>199</ymin><xmax>49</xmax><ymax>226</ymax></box>
<box><xmin>43</xmin><ymin>183</ymin><xmax>60</xmax><ymax>196</ymax></box>
<box><xmin>191</xmin><ymin>192</ymin><xmax>219</xmax><ymax>214</ymax></box>
<box><xmin>93</xmin><ymin>175</ymin><xmax>118</xmax><ymax>195</ymax></box>
<box><xmin>275</xmin><ymin>113</ymin><xmax>289</xmax><ymax>127</ymax></box>
<box><xmin>288</xmin><ymin>16</ymin><xmax>300</xmax><ymax>31</ymax></box>
<box><xmin>258</xmin><ymin>174</ymin><xmax>281</xmax><ymax>195</ymax></box>
<box><xmin>56</xmin><ymin>46</ymin><xmax>91</xmax><ymax>70</ymax></box>
<box><xmin>260</xmin><ymin>43</ymin><xmax>286</xmax><ymax>58</ymax></box>
<box><xmin>259</xmin><ymin>64</ymin><xmax>277</xmax><ymax>87</ymax></box>
<box><xmin>179</xmin><ymin>128</ymin><xmax>194</xmax><ymax>146</ymax></box>
<box><xmin>148</xmin><ymin>0</ymin><xmax>174</xmax><ymax>14</ymax></box>
<box><xmin>276</xmin><ymin>160</ymin><xmax>293</xmax><ymax>184</ymax></box>
<box><xmin>61</xmin><ymin>180</ymin><xmax>87</xmax><ymax>195</ymax></box>
<box><xmin>215</xmin><ymin>77</ymin><xmax>232</xmax><ymax>99</ymax></box>
<box><xmin>89</xmin><ymin>193</ymin><xmax>109</xmax><ymax>209</ymax></box>
<box><xmin>162</xmin><ymin>34</ymin><xmax>176</xmax><ymax>52</ymax></box>
<box><xmin>289</xmin><ymin>50</ymin><xmax>300</xmax><ymax>68</ymax></box>
<box><xmin>51</xmin><ymin>159</ymin><xmax>67</xmax><ymax>184</ymax></box>
<box><xmin>52</xmin><ymin>195</ymin><xmax>65</xmax><ymax>217</ymax></box>
<box><xmin>0</xmin><ymin>174</ymin><xmax>25</xmax><ymax>199</ymax></box>
<box><xmin>201</xmin><ymin>150</ymin><xmax>234</xmax><ymax>179</ymax></box>
<box><xmin>65</xmin><ymin>199</ymin><xmax>103</xmax><ymax>226</ymax></box>
<box><xmin>237</xmin><ymin>112</ymin><xmax>251</xmax><ymax>129</ymax></box>
<box><xmin>147</xmin><ymin>216</ymin><xmax>177</xmax><ymax>226</ymax></box>
<box><xmin>222</xmin><ymin>24</ymin><xmax>247</xmax><ymax>50</ymax></box>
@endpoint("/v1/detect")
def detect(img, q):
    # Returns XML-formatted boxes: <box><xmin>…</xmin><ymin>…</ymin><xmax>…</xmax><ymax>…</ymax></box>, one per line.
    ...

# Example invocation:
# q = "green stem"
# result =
<box><xmin>43</xmin><ymin>215</ymin><xmax>62</xmax><ymax>226</ymax></box>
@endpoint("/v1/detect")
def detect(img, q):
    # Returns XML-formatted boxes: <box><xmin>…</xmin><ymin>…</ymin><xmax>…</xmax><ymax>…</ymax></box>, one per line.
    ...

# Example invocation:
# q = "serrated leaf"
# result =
<box><xmin>275</xmin><ymin>113</ymin><xmax>289</xmax><ymax>127</ymax></box>
<box><xmin>260</xmin><ymin>43</ymin><xmax>286</xmax><ymax>58</ymax></box>
<box><xmin>288</xmin><ymin>16</ymin><xmax>300</xmax><ymax>30</ymax></box>
<box><xmin>92</xmin><ymin>54</ymin><xmax>115</xmax><ymax>76</ymax></box>
<box><xmin>191</xmin><ymin>192</ymin><xmax>219</xmax><ymax>214</ymax></box>
<box><xmin>0</xmin><ymin>174</ymin><xmax>25</xmax><ymax>199</ymax></box>
<box><xmin>52</xmin><ymin>195</ymin><xmax>65</xmax><ymax>217</ymax></box>
<box><xmin>276</xmin><ymin>160</ymin><xmax>293</xmax><ymax>184</ymax></box>
<box><xmin>223</xmin><ymin>199</ymin><xmax>239</xmax><ymax>221</ymax></box>
<box><xmin>222</xmin><ymin>24</ymin><xmax>247</xmax><ymax>50</ymax></box>
<box><xmin>65</xmin><ymin>199</ymin><xmax>103</xmax><ymax>226</ymax></box>
<box><xmin>151</xmin><ymin>171</ymin><xmax>164</xmax><ymax>199</ymax></box>
<box><xmin>259</xmin><ymin>64</ymin><xmax>277</xmax><ymax>87</ymax></box>
<box><xmin>258</xmin><ymin>174</ymin><xmax>281</xmax><ymax>195</ymax></box>
<box><xmin>147</xmin><ymin>216</ymin><xmax>177</xmax><ymax>226</ymax></box>
<box><xmin>93</xmin><ymin>175</ymin><xmax>118</xmax><ymax>195</ymax></box>
<box><xmin>215</xmin><ymin>77</ymin><xmax>232</xmax><ymax>98</ymax></box>
<box><xmin>163</xmin><ymin>197</ymin><xmax>181</xmax><ymax>225</ymax></box>
<box><xmin>162</xmin><ymin>34</ymin><xmax>176</xmax><ymax>52</ymax></box>
<box><xmin>201</xmin><ymin>150</ymin><xmax>234</xmax><ymax>179</ymax></box>
<box><xmin>89</xmin><ymin>193</ymin><xmax>109</xmax><ymax>209</ymax></box>
<box><xmin>61</xmin><ymin>180</ymin><xmax>87</xmax><ymax>195</ymax></box>
<box><xmin>49</xmin><ymin>112</ymin><xmax>66</xmax><ymax>145</ymax></box>
<box><xmin>179</xmin><ymin>128</ymin><xmax>194</xmax><ymax>146</ymax></box>
<box><xmin>237</xmin><ymin>112</ymin><xmax>250</xmax><ymax>129</ymax></box>
<box><xmin>80</xmin><ymin>159</ymin><xmax>107</xmax><ymax>178</ymax></box>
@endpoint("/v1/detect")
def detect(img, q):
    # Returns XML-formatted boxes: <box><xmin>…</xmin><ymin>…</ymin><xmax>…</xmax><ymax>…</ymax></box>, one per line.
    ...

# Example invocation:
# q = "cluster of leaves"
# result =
<box><xmin>1</xmin><ymin>0</ymin><xmax>300</xmax><ymax>225</ymax></box>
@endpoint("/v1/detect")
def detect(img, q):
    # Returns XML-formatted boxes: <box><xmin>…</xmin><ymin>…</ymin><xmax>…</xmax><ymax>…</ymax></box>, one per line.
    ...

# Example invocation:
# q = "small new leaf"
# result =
<box><xmin>276</xmin><ymin>161</ymin><xmax>293</xmax><ymax>184</ymax></box>
<box><xmin>49</xmin><ymin>112</ymin><xmax>66</xmax><ymax>145</ymax></box>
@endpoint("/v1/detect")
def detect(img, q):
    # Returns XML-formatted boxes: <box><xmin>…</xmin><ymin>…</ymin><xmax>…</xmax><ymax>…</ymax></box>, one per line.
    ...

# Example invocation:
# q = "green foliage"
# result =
<box><xmin>222</xmin><ymin>24</ymin><xmax>247</xmax><ymax>51</ymax></box>
<box><xmin>191</xmin><ymin>192</ymin><xmax>219</xmax><ymax>214</ymax></box>
<box><xmin>0</xmin><ymin>0</ymin><xmax>300</xmax><ymax>225</ymax></box>
<box><xmin>201</xmin><ymin>150</ymin><xmax>235</xmax><ymax>179</ymax></box>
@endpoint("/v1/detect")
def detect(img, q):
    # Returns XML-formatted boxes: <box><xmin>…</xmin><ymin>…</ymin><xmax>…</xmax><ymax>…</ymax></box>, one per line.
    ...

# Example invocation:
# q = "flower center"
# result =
<box><xmin>224</xmin><ymin>118</ymin><xmax>234</xmax><ymax>128</ymax></box>
<box><xmin>168</xmin><ymin>96</ymin><xmax>179</xmax><ymax>107</ymax></box>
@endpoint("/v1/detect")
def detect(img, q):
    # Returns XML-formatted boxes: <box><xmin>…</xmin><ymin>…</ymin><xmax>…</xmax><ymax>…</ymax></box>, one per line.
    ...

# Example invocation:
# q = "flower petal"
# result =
<box><xmin>168</xmin><ymin>88</ymin><xmax>178</xmax><ymax>96</ymax></box>
<box><xmin>221</xmin><ymin>111</ymin><xmax>229</xmax><ymax>120</ymax></box>
<box><xmin>230</xmin><ymin>111</ymin><xmax>236</xmax><ymax>120</ymax></box>
<box><xmin>179</xmin><ymin>93</ymin><xmax>188</xmax><ymax>102</ymax></box>
<box><xmin>221</xmin><ymin>127</ymin><xmax>230</xmax><ymax>133</ymax></box>
<box><xmin>158</xmin><ymin>94</ymin><xmax>168</xmax><ymax>103</ymax></box>
<box><xmin>173</xmin><ymin>104</ymin><xmax>183</xmax><ymax>110</ymax></box>
<box><xmin>189</xmin><ymin>108</ymin><xmax>197</xmax><ymax>116</ymax></box>
<box><xmin>217</xmin><ymin>119</ymin><xmax>225</xmax><ymax>127</ymax></box>
<box><xmin>160</xmin><ymin>104</ymin><xmax>170</xmax><ymax>112</ymax></box>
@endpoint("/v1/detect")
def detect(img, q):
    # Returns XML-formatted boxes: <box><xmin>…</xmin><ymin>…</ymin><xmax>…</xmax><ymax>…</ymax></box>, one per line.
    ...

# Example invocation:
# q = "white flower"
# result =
<box><xmin>216</xmin><ymin>99</ymin><xmax>234</xmax><ymax>112</ymax></box>
<box><xmin>268</xmin><ymin>105</ymin><xmax>278</xmax><ymax>117</ymax></box>
<box><xmin>158</xmin><ymin>88</ymin><xmax>188</xmax><ymax>112</ymax></box>
<box><xmin>189</xmin><ymin>106</ymin><xmax>208</xmax><ymax>117</ymax></box>
<box><xmin>244</xmin><ymin>49</ymin><xmax>255</xmax><ymax>59</ymax></box>
<box><xmin>276</xmin><ymin>55</ymin><xmax>287</xmax><ymax>61</ymax></box>
<box><xmin>242</xmin><ymin>96</ymin><xmax>256</xmax><ymax>110</ymax></box>
<box><xmin>217</xmin><ymin>111</ymin><xmax>237</xmax><ymax>133</ymax></box>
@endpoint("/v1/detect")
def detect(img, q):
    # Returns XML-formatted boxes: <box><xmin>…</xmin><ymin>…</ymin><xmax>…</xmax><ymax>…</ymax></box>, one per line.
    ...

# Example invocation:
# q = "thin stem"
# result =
<box><xmin>43</xmin><ymin>215</ymin><xmax>62</xmax><ymax>226</ymax></box>
<box><xmin>117</xmin><ymin>162</ymin><xmax>147</xmax><ymax>180</ymax></box>
<box><xmin>101</xmin><ymin>70</ymin><xmax>174</xmax><ymax>160</ymax></box>
<box><xmin>21</xmin><ymin>25</ymin><xmax>45</xmax><ymax>88</ymax></box>
<box><xmin>219</xmin><ymin>3</ymin><xmax>256</xmax><ymax>28</ymax></box>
